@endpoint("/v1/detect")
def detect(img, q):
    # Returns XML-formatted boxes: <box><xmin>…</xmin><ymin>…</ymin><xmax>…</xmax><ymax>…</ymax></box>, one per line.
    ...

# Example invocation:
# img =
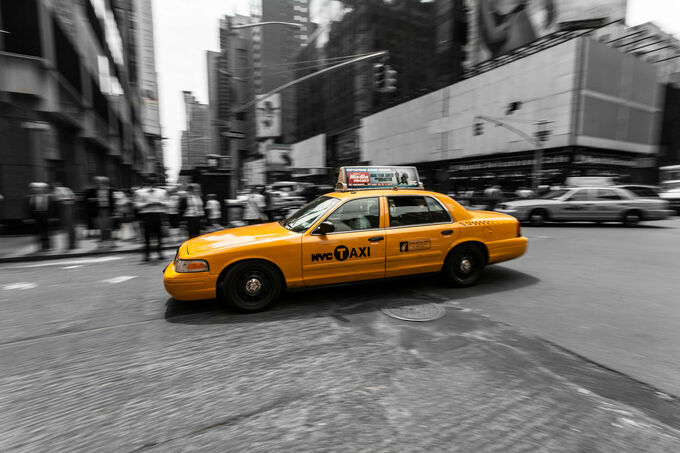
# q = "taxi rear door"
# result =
<box><xmin>384</xmin><ymin>195</ymin><xmax>456</xmax><ymax>278</ymax></box>
<box><xmin>301</xmin><ymin>196</ymin><xmax>386</xmax><ymax>286</ymax></box>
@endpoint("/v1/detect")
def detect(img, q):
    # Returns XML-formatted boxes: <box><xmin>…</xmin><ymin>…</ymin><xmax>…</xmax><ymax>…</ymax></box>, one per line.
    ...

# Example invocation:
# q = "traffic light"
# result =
<box><xmin>384</xmin><ymin>65</ymin><xmax>397</xmax><ymax>93</ymax></box>
<box><xmin>534</xmin><ymin>129</ymin><xmax>551</xmax><ymax>142</ymax></box>
<box><xmin>373</xmin><ymin>63</ymin><xmax>386</xmax><ymax>91</ymax></box>
<box><xmin>473</xmin><ymin>121</ymin><xmax>484</xmax><ymax>136</ymax></box>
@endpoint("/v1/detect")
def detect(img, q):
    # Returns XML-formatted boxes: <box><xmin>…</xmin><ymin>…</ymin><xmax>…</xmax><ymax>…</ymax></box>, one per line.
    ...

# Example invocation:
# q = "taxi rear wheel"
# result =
<box><xmin>443</xmin><ymin>244</ymin><xmax>485</xmax><ymax>287</ymax></box>
<box><xmin>222</xmin><ymin>261</ymin><xmax>282</xmax><ymax>313</ymax></box>
<box><xmin>528</xmin><ymin>209</ymin><xmax>548</xmax><ymax>226</ymax></box>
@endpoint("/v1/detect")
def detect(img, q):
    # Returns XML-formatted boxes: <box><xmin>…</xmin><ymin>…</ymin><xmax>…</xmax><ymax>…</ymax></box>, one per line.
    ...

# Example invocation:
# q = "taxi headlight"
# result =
<box><xmin>174</xmin><ymin>259</ymin><xmax>210</xmax><ymax>273</ymax></box>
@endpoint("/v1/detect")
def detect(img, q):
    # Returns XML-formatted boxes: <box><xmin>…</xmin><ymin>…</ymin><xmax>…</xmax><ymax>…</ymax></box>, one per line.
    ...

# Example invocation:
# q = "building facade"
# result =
<box><xmin>0</xmin><ymin>0</ymin><xmax>162</xmax><ymax>223</ymax></box>
<box><xmin>295</xmin><ymin>0</ymin><xmax>459</xmax><ymax>169</ymax></box>
<box><xmin>180</xmin><ymin>91</ymin><xmax>210</xmax><ymax>172</ymax></box>
<box><xmin>361</xmin><ymin>36</ymin><xmax>662</xmax><ymax>192</ymax></box>
<box><xmin>253</xmin><ymin>0</ymin><xmax>310</xmax><ymax>145</ymax></box>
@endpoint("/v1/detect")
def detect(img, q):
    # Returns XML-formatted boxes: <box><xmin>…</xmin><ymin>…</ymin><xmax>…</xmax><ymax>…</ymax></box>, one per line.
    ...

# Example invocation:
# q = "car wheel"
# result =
<box><xmin>222</xmin><ymin>261</ymin><xmax>282</xmax><ymax>313</ymax></box>
<box><xmin>528</xmin><ymin>209</ymin><xmax>548</xmax><ymax>226</ymax></box>
<box><xmin>622</xmin><ymin>210</ymin><xmax>641</xmax><ymax>227</ymax></box>
<box><xmin>443</xmin><ymin>244</ymin><xmax>485</xmax><ymax>287</ymax></box>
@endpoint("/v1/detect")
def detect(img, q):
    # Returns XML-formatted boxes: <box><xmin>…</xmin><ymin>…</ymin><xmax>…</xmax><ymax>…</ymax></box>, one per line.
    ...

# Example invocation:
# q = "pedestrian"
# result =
<box><xmin>52</xmin><ymin>182</ymin><xmax>77</xmax><ymax>249</ymax></box>
<box><xmin>243</xmin><ymin>186</ymin><xmax>266</xmax><ymax>225</ymax></box>
<box><xmin>85</xmin><ymin>176</ymin><xmax>115</xmax><ymax>246</ymax></box>
<box><xmin>484</xmin><ymin>185</ymin><xmax>502</xmax><ymax>211</ymax></box>
<box><xmin>180</xmin><ymin>183</ymin><xmax>204</xmax><ymax>239</ymax></box>
<box><xmin>166</xmin><ymin>187</ymin><xmax>182</xmax><ymax>242</ymax></box>
<box><xmin>25</xmin><ymin>182</ymin><xmax>53</xmax><ymax>251</ymax></box>
<box><xmin>134</xmin><ymin>180</ymin><xmax>168</xmax><ymax>261</ymax></box>
<box><xmin>205</xmin><ymin>194</ymin><xmax>222</xmax><ymax>231</ymax></box>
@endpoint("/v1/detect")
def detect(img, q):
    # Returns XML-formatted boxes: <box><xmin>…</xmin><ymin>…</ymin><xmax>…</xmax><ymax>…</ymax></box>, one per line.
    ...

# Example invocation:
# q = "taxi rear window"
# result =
<box><xmin>388</xmin><ymin>196</ymin><xmax>451</xmax><ymax>227</ymax></box>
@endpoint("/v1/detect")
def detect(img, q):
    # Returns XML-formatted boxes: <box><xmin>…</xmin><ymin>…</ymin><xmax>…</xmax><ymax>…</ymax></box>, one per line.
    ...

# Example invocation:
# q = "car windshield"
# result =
<box><xmin>539</xmin><ymin>189</ymin><xmax>569</xmax><ymax>199</ymax></box>
<box><xmin>280</xmin><ymin>196</ymin><xmax>340</xmax><ymax>233</ymax></box>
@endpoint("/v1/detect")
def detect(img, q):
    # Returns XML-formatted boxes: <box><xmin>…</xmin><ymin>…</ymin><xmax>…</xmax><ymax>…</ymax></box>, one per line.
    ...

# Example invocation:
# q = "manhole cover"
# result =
<box><xmin>381</xmin><ymin>303</ymin><xmax>446</xmax><ymax>322</ymax></box>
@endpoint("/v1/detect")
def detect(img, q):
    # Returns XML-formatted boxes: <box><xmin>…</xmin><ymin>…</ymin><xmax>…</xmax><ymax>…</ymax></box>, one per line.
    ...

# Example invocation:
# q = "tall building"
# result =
<box><xmin>206</xmin><ymin>15</ymin><xmax>255</xmax><ymax>195</ymax></box>
<box><xmin>206</xmin><ymin>50</ymin><xmax>221</xmax><ymax>157</ymax></box>
<box><xmin>180</xmin><ymin>91</ymin><xmax>210</xmax><ymax>171</ymax></box>
<box><xmin>295</xmin><ymin>0</ymin><xmax>439</xmax><ymax>167</ymax></box>
<box><xmin>0</xmin><ymin>0</ymin><xmax>161</xmax><ymax>223</ymax></box>
<box><xmin>132</xmin><ymin>0</ymin><xmax>164</xmax><ymax>180</ymax></box>
<box><xmin>253</xmin><ymin>0</ymin><xmax>310</xmax><ymax>144</ymax></box>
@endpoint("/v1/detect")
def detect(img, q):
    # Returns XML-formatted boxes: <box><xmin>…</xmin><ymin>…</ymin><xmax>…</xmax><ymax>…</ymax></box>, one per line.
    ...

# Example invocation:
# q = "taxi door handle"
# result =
<box><xmin>440</xmin><ymin>230</ymin><xmax>453</xmax><ymax>235</ymax></box>
<box><xmin>368</xmin><ymin>236</ymin><xmax>384</xmax><ymax>242</ymax></box>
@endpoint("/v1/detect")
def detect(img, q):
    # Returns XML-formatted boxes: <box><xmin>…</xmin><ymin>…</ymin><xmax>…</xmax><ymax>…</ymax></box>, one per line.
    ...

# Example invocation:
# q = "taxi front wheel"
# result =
<box><xmin>443</xmin><ymin>244</ymin><xmax>485</xmax><ymax>287</ymax></box>
<box><xmin>222</xmin><ymin>261</ymin><xmax>282</xmax><ymax>313</ymax></box>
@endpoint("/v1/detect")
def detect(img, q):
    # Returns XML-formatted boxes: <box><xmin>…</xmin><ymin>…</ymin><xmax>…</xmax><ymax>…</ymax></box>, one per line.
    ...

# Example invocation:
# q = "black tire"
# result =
<box><xmin>622</xmin><ymin>210</ymin><xmax>641</xmax><ymax>227</ymax></box>
<box><xmin>221</xmin><ymin>261</ymin><xmax>282</xmax><ymax>313</ymax></box>
<box><xmin>528</xmin><ymin>209</ymin><xmax>548</xmax><ymax>226</ymax></box>
<box><xmin>443</xmin><ymin>244</ymin><xmax>485</xmax><ymax>287</ymax></box>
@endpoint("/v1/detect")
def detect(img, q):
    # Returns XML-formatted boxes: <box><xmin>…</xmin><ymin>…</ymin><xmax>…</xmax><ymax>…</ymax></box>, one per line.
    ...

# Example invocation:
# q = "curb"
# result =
<box><xmin>0</xmin><ymin>244</ymin><xmax>180</xmax><ymax>264</ymax></box>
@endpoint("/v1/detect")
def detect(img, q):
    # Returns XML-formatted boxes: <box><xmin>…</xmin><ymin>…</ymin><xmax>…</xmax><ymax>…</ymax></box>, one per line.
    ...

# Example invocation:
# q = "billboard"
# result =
<box><xmin>256</xmin><ymin>93</ymin><xmax>282</xmax><ymax>138</ymax></box>
<box><xmin>339</xmin><ymin>166</ymin><xmax>421</xmax><ymax>189</ymax></box>
<box><xmin>266</xmin><ymin>143</ymin><xmax>293</xmax><ymax>170</ymax></box>
<box><xmin>469</xmin><ymin>0</ymin><xmax>627</xmax><ymax>64</ymax></box>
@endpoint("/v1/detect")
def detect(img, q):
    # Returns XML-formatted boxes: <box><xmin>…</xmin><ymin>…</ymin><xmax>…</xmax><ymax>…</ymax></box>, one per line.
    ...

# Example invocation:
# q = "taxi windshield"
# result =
<box><xmin>280</xmin><ymin>196</ymin><xmax>340</xmax><ymax>233</ymax></box>
<box><xmin>540</xmin><ymin>189</ymin><xmax>569</xmax><ymax>199</ymax></box>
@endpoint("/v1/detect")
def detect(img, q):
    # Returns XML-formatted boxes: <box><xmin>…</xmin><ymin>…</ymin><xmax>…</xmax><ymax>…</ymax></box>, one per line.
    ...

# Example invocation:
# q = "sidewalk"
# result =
<box><xmin>0</xmin><ymin>228</ymin><xmax>183</xmax><ymax>264</ymax></box>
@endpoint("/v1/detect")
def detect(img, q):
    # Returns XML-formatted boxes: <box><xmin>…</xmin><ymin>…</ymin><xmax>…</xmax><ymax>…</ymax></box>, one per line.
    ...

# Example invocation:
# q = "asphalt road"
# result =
<box><xmin>434</xmin><ymin>218</ymin><xmax>680</xmax><ymax>396</ymax></box>
<box><xmin>1</xmin><ymin>219</ymin><xmax>680</xmax><ymax>451</ymax></box>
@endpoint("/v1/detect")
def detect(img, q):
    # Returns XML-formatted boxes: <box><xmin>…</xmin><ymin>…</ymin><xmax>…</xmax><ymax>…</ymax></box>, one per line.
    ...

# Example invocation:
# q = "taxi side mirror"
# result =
<box><xmin>316</xmin><ymin>220</ymin><xmax>335</xmax><ymax>235</ymax></box>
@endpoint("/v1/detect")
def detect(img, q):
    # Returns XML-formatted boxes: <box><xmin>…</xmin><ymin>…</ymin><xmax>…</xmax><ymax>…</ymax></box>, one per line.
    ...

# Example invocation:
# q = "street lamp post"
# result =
<box><xmin>532</xmin><ymin>120</ymin><xmax>552</xmax><ymax>190</ymax></box>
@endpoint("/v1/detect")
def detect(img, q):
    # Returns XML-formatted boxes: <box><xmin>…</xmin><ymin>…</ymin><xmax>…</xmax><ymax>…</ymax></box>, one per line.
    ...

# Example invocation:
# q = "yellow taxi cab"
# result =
<box><xmin>164</xmin><ymin>166</ymin><xmax>528</xmax><ymax>312</ymax></box>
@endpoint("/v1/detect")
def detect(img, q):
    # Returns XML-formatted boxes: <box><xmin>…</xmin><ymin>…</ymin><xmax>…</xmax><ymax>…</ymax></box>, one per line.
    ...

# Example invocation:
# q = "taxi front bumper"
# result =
<box><xmin>163</xmin><ymin>262</ymin><xmax>218</xmax><ymax>301</ymax></box>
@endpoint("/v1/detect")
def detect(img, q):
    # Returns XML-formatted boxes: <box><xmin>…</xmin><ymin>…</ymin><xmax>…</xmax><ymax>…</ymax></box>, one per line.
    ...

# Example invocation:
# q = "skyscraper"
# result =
<box><xmin>252</xmin><ymin>0</ymin><xmax>310</xmax><ymax>143</ymax></box>
<box><xmin>181</xmin><ymin>91</ymin><xmax>211</xmax><ymax>172</ymax></box>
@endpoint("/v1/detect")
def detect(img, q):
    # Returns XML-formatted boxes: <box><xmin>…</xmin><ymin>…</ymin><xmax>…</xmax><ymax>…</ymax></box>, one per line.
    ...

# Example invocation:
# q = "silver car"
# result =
<box><xmin>496</xmin><ymin>187</ymin><xmax>673</xmax><ymax>226</ymax></box>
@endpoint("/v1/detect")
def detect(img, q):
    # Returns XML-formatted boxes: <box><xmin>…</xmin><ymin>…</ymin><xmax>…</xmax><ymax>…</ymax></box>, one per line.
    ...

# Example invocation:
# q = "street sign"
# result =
<box><xmin>221</xmin><ymin>131</ymin><xmax>246</xmax><ymax>139</ymax></box>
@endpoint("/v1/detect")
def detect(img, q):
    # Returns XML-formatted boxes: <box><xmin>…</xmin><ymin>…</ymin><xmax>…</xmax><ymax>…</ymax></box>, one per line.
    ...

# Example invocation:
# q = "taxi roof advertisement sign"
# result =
<box><xmin>340</xmin><ymin>166</ymin><xmax>420</xmax><ymax>189</ymax></box>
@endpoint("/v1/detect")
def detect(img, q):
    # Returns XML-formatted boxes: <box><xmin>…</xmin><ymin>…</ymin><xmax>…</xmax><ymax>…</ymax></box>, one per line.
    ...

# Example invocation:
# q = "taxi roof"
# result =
<box><xmin>324</xmin><ymin>188</ymin><xmax>444</xmax><ymax>199</ymax></box>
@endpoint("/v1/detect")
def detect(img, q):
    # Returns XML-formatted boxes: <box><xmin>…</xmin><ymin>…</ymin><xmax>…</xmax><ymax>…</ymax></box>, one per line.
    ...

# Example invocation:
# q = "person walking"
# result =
<box><xmin>52</xmin><ymin>182</ymin><xmax>77</xmax><ymax>249</ymax></box>
<box><xmin>181</xmin><ymin>183</ymin><xmax>204</xmax><ymax>239</ymax></box>
<box><xmin>85</xmin><ymin>176</ymin><xmax>115</xmax><ymax>246</ymax></box>
<box><xmin>205</xmin><ymin>194</ymin><xmax>222</xmax><ymax>231</ymax></box>
<box><xmin>25</xmin><ymin>182</ymin><xmax>53</xmax><ymax>251</ymax></box>
<box><xmin>134</xmin><ymin>180</ymin><xmax>168</xmax><ymax>261</ymax></box>
<box><xmin>243</xmin><ymin>186</ymin><xmax>266</xmax><ymax>225</ymax></box>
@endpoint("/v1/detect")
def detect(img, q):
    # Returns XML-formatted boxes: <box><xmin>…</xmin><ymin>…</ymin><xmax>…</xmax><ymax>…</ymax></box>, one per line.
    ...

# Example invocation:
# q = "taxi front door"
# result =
<box><xmin>301</xmin><ymin>197</ymin><xmax>386</xmax><ymax>287</ymax></box>
<box><xmin>384</xmin><ymin>195</ymin><xmax>456</xmax><ymax>278</ymax></box>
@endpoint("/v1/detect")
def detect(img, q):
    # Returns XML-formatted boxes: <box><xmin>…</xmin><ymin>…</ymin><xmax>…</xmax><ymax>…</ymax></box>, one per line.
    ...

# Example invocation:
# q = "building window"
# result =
<box><xmin>1</xmin><ymin>0</ymin><xmax>43</xmax><ymax>56</ymax></box>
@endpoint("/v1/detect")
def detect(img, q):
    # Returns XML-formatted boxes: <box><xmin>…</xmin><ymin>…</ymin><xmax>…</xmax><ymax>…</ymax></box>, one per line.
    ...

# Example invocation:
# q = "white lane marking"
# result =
<box><xmin>3</xmin><ymin>282</ymin><xmax>38</xmax><ymax>290</ymax></box>
<box><xmin>103</xmin><ymin>276</ymin><xmax>137</xmax><ymax>284</ymax></box>
<box><xmin>16</xmin><ymin>256</ymin><xmax>124</xmax><ymax>269</ymax></box>
<box><xmin>61</xmin><ymin>265</ymin><xmax>83</xmax><ymax>270</ymax></box>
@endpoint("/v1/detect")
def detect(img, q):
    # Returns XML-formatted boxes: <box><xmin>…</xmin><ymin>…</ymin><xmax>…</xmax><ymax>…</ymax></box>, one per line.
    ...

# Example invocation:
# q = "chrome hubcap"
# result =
<box><xmin>245</xmin><ymin>278</ymin><xmax>262</xmax><ymax>295</ymax></box>
<box><xmin>460</xmin><ymin>258</ymin><xmax>472</xmax><ymax>274</ymax></box>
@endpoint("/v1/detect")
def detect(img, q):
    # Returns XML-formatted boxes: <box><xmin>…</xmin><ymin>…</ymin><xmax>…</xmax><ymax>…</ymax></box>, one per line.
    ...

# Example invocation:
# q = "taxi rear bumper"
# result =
<box><xmin>487</xmin><ymin>237</ymin><xmax>528</xmax><ymax>264</ymax></box>
<box><xmin>163</xmin><ymin>263</ymin><xmax>218</xmax><ymax>301</ymax></box>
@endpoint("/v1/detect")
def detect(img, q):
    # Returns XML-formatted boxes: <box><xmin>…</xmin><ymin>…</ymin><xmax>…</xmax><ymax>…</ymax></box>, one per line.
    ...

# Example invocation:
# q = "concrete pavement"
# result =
<box><xmin>2</xmin><ymin>245</ymin><xmax>680</xmax><ymax>451</ymax></box>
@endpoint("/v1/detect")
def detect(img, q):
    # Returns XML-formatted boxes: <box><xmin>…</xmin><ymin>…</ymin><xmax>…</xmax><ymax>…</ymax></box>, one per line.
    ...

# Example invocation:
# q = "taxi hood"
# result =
<box><xmin>186</xmin><ymin>222</ymin><xmax>295</xmax><ymax>255</ymax></box>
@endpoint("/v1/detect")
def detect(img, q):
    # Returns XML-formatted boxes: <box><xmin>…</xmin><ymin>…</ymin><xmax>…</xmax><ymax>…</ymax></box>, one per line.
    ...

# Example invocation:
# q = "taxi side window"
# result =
<box><xmin>388</xmin><ymin>196</ymin><xmax>451</xmax><ymax>227</ymax></box>
<box><xmin>566</xmin><ymin>190</ymin><xmax>590</xmax><ymax>201</ymax></box>
<box><xmin>325</xmin><ymin>198</ymin><xmax>380</xmax><ymax>232</ymax></box>
<box><xmin>597</xmin><ymin>189</ymin><xmax>623</xmax><ymax>200</ymax></box>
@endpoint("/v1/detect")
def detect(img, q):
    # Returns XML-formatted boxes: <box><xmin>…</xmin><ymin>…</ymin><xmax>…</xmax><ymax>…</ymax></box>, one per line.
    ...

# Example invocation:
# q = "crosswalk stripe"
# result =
<box><xmin>102</xmin><ymin>276</ymin><xmax>137</xmax><ymax>284</ymax></box>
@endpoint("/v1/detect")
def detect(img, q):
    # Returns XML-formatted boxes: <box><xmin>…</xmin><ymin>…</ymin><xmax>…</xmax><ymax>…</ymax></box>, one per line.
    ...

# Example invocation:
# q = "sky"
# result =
<box><xmin>152</xmin><ymin>0</ymin><xmax>680</xmax><ymax>182</ymax></box>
